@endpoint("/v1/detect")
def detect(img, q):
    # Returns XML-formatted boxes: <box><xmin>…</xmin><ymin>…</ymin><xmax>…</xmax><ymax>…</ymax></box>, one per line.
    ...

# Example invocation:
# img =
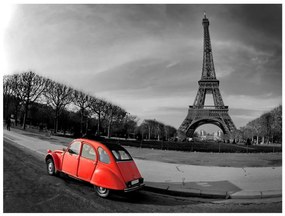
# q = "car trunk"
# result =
<box><xmin>116</xmin><ymin>160</ymin><xmax>141</xmax><ymax>183</ymax></box>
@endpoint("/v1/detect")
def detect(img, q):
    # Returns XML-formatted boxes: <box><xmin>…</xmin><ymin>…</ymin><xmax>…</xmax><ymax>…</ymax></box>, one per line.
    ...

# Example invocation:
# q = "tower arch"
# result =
<box><xmin>185</xmin><ymin>118</ymin><xmax>227</xmax><ymax>137</ymax></box>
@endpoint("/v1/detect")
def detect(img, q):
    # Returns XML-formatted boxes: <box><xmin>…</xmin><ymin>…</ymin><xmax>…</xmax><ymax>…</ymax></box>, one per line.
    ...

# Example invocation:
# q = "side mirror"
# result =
<box><xmin>68</xmin><ymin>148</ymin><xmax>73</xmax><ymax>154</ymax></box>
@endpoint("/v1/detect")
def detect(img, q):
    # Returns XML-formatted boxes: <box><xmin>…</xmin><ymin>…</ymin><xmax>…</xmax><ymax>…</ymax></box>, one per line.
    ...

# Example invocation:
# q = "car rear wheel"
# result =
<box><xmin>94</xmin><ymin>186</ymin><xmax>110</xmax><ymax>198</ymax></box>
<box><xmin>46</xmin><ymin>158</ymin><xmax>56</xmax><ymax>176</ymax></box>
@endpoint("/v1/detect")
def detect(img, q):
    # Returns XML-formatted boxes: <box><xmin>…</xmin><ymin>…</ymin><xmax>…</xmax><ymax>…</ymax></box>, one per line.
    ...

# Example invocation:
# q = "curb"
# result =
<box><xmin>230</xmin><ymin>190</ymin><xmax>282</xmax><ymax>199</ymax></box>
<box><xmin>144</xmin><ymin>182</ymin><xmax>281</xmax><ymax>200</ymax></box>
<box><xmin>144</xmin><ymin>183</ymin><xmax>229</xmax><ymax>199</ymax></box>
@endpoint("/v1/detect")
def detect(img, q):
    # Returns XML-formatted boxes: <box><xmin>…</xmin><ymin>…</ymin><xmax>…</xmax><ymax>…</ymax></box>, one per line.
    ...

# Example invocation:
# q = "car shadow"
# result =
<box><xmin>57</xmin><ymin>173</ymin><xmax>214</xmax><ymax>206</ymax></box>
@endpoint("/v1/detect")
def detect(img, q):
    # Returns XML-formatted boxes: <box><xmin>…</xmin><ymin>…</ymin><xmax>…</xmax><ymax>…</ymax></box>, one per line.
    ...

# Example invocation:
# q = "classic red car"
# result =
<box><xmin>45</xmin><ymin>138</ymin><xmax>144</xmax><ymax>198</ymax></box>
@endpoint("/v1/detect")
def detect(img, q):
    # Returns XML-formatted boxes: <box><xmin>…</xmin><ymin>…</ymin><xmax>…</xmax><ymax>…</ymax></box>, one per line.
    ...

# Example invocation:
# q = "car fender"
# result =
<box><xmin>91</xmin><ymin>164</ymin><xmax>126</xmax><ymax>190</ymax></box>
<box><xmin>45</xmin><ymin>150</ymin><xmax>62</xmax><ymax>172</ymax></box>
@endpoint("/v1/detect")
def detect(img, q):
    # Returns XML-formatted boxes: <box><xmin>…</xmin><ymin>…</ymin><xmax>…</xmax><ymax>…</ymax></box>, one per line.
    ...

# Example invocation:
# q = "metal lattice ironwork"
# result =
<box><xmin>178</xmin><ymin>13</ymin><xmax>236</xmax><ymax>141</ymax></box>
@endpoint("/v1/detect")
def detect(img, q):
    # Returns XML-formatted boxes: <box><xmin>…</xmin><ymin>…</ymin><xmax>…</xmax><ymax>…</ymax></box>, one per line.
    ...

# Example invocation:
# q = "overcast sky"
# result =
<box><xmin>4</xmin><ymin>4</ymin><xmax>282</xmax><ymax>131</ymax></box>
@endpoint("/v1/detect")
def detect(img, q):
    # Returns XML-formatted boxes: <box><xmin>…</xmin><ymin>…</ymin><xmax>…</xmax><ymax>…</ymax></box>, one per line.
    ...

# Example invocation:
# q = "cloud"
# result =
<box><xmin>166</xmin><ymin>60</ymin><xmax>180</xmax><ymax>68</ymax></box>
<box><xmin>224</xmin><ymin>94</ymin><xmax>282</xmax><ymax>115</ymax></box>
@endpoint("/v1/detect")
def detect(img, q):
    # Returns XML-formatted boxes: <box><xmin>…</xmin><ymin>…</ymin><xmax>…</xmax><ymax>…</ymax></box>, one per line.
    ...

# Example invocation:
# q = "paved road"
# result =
<box><xmin>4</xmin><ymin>128</ymin><xmax>282</xmax><ymax>199</ymax></box>
<box><xmin>3</xmin><ymin>138</ymin><xmax>282</xmax><ymax>213</ymax></box>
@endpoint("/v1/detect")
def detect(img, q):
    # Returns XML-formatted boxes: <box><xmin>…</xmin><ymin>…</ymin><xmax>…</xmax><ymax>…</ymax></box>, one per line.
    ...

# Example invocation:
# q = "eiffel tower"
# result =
<box><xmin>177</xmin><ymin>13</ymin><xmax>236</xmax><ymax>141</ymax></box>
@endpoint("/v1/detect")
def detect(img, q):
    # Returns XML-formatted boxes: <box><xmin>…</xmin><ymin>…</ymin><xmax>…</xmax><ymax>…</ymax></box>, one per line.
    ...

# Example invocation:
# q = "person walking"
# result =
<box><xmin>6</xmin><ymin>116</ymin><xmax>11</xmax><ymax>131</ymax></box>
<box><xmin>246</xmin><ymin>138</ymin><xmax>251</xmax><ymax>146</ymax></box>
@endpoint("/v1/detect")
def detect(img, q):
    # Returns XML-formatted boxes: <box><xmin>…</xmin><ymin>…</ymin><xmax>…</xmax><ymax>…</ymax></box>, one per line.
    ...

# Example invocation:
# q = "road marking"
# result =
<box><xmin>4</xmin><ymin>136</ymin><xmax>15</xmax><ymax>142</ymax></box>
<box><xmin>196</xmin><ymin>182</ymin><xmax>211</xmax><ymax>187</ymax></box>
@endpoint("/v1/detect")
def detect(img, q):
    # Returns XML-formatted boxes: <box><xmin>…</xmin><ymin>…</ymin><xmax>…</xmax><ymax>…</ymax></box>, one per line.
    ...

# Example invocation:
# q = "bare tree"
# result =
<box><xmin>242</xmin><ymin>105</ymin><xmax>282</xmax><ymax>145</ymax></box>
<box><xmin>4</xmin><ymin>74</ymin><xmax>23</xmax><ymax>125</ymax></box>
<box><xmin>73</xmin><ymin>90</ymin><xmax>91</xmax><ymax>136</ymax></box>
<box><xmin>260</xmin><ymin>113</ymin><xmax>273</xmax><ymax>144</ymax></box>
<box><xmin>143</xmin><ymin>119</ymin><xmax>156</xmax><ymax>140</ymax></box>
<box><xmin>164</xmin><ymin>125</ymin><xmax>177</xmax><ymax>141</ymax></box>
<box><xmin>3</xmin><ymin>75</ymin><xmax>13</xmax><ymax>96</ymax></box>
<box><xmin>271</xmin><ymin>105</ymin><xmax>282</xmax><ymax>143</ymax></box>
<box><xmin>3</xmin><ymin>75</ymin><xmax>14</xmax><ymax>119</ymax></box>
<box><xmin>15</xmin><ymin>71</ymin><xmax>48</xmax><ymax>130</ymax></box>
<box><xmin>136</xmin><ymin>121</ymin><xmax>148</xmax><ymax>140</ymax></box>
<box><xmin>44</xmin><ymin>80</ymin><xmax>74</xmax><ymax>133</ymax></box>
<box><xmin>122</xmin><ymin>114</ymin><xmax>138</xmax><ymax>139</ymax></box>
<box><xmin>246</xmin><ymin>118</ymin><xmax>262</xmax><ymax>144</ymax></box>
<box><xmin>104</xmin><ymin>103</ymin><xmax>126</xmax><ymax>138</ymax></box>
<box><xmin>88</xmin><ymin>97</ymin><xmax>108</xmax><ymax>136</ymax></box>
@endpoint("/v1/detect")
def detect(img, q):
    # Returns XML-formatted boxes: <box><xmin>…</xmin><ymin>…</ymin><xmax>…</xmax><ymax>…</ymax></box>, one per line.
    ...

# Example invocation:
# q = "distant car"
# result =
<box><xmin>45</xmin><ymin>138</ymin><xmax>144</xmax><ymax>198</ymax></box>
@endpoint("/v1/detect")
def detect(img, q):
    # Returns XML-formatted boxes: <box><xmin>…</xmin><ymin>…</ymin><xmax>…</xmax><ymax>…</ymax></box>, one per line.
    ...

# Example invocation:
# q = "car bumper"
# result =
<box><xmin>124</xmin><ymin>183</ymin><xmax>145</xmax><ymax>192</ymax></box>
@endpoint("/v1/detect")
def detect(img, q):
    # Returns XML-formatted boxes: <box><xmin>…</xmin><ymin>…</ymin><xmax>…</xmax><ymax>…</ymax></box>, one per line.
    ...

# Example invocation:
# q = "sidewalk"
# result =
<box><xmin>3</xmin><ymin>129</ymin><xmax>282</xmax><ymax>199</ymax></box>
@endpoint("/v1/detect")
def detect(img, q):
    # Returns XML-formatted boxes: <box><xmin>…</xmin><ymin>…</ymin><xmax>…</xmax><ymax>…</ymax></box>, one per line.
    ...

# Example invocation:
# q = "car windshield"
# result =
<box><xmin>111</xmin><ymin>149</ymin><xmax>132</xmax><ymax>161</ymax></box>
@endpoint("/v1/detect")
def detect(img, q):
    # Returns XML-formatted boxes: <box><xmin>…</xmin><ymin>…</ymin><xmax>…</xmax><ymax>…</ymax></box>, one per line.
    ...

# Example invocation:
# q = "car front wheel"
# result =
<box><xmin>94</xmin><ymin>186</ymin><xmax>110</xmax><ymax>198</ymax></box>
<box><xmin>46</xmin><ymin>158</ymin><xmax>56</xmax><ymax>176</ymax></box>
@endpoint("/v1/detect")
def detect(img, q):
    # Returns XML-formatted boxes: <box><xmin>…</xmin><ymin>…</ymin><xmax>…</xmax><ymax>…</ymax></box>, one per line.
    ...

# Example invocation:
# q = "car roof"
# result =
<box><xmin>78</xmin><ymin>137</ymin><xmax>127</xmax><ymax>152</ymax></box>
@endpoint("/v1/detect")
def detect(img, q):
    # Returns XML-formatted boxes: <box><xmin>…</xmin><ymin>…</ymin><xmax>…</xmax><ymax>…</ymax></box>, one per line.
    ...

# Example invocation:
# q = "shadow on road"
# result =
<box><xmin>57</xmin><ymin>173</ymin><xmax>207</xmax><ymax>206</ymax></box>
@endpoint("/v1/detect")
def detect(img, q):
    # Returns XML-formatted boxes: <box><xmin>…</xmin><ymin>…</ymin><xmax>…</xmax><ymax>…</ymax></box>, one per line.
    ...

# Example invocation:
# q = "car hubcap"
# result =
<box><xmin>97</xmin><ymin>187</ymin><xmax>107</xmax><ymax>194</ymax></box>
<box><xmin>48</xmin><ymin>162</ymin><xmax>53</xmax><ymax>174</ymax></box>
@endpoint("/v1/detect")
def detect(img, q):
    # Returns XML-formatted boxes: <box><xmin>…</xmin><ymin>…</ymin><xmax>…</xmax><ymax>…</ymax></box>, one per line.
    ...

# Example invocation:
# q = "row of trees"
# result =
<box><xmin>235</xmin><ymin>105</ymin><xmax>282</xmax><ymax>144</ymax></box>
<box><xmin>3</xmin><ymin>71</ymin><xmax>177</xmax><ymax>140</ymax></box>
<box><xmin>135</xmin><ymin>119</ymin><xmax>177</xmax><ymax>141</ymax></box>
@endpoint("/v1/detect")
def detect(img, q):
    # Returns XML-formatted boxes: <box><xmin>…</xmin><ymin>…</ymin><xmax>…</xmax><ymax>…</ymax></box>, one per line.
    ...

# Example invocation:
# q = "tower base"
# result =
<box><xmin>177</xmin><ymin>106</ymin><xmax>236</xmax><ymax>141</ymax></box>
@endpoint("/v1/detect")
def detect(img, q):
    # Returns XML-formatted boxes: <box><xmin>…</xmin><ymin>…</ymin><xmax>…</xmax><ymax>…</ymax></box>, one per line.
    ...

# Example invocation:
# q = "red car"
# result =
<box><xmin>45</xmin><ymin>138</ymin><xmax>144</xmax><ymax>198</ymax></box>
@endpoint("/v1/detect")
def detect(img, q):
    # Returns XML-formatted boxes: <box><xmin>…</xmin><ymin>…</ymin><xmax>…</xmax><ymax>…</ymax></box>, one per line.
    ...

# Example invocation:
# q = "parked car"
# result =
<box><xmin>45</xmin><ymin>138</ymin><xmax>144</xmax><ymax>198</ymax></box>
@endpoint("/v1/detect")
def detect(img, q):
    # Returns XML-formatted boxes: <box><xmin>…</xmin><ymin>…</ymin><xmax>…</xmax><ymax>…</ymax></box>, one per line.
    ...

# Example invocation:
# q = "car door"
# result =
<box><xmin>77</xmin><ymin>143</ymin><xmax>97</xmax><ymax>181</ymax></box>
<box><xmin>61</xmin><ymin>141</ymin><xmax>81</xmax><ymax>177</ymax></box>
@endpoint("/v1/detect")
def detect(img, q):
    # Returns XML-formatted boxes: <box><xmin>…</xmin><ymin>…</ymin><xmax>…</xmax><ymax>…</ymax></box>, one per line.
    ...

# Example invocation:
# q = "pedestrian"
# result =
<box><xmin>6</xmin><ymin>116</ymin><xmax>11</xmax><ymax>131</ymax></box>
<box><xmin>246</xmin><ymin>138</ymin><xmax>251</xmax><ymax>146</ymax></box>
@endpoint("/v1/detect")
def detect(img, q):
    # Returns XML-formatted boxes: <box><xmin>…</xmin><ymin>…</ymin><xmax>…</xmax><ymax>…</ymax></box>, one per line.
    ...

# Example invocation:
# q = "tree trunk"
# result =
<box><xmin>80</xmin><ymin>108</ymin><xmax>84</xmax><ymax>136</ymax></box>
<box><xmin>54</xmin><ymin>109</ymin><xmax>59</xmax><ymax>134</ymax></box>
<box><xmin>15</xmin><ymin>102</ymin><xmax>19</xmax><ymax>126</ymax></box>
<box><xmin>97</xmin><ymin>112</ymin><xmax>101</xmax><ymax>136</ymax></box>
<box><xmin>4</xmin><ymin>95</ymin><xmax>9</xmax><ymax>121</ymax></box>
<box><xmin>23</xmin><ymin>81</ymin><xmax>31</xmax><ymax>130</ymax></box>
<box><xmin>256</xmin><ymin>136</ymin><xmax>259</xmax><ymax>145</ymax></box>
<box><xmin>107</xmin><ymin>120</ymin><xmax>111</xmax><ymax>138</ymax></box>
<box><xmin>22</xmin><ymin>101</ymin><xmax>29</xmax><ymax>130</ymax></box>
<box><xmin>85</xmin><ymin>117</ymin><xmax>88</xmax><ymax>134</ymax></box>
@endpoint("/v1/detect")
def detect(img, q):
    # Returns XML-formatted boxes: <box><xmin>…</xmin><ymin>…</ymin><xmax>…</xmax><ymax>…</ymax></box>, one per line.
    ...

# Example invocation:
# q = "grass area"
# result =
<box><xmin>8</xmin><ymin>127</ymin><xmax>282</xmax><ymax>167</ymax></box>
<box><xmin>103</xmin><ymin>138</ymin><xmax>282</xmax><ymax>153</ymax></box>
<box><xmin>125</xmin><ymin>146</ymin><xmax>281</xmax><ymax>167</ymax></box>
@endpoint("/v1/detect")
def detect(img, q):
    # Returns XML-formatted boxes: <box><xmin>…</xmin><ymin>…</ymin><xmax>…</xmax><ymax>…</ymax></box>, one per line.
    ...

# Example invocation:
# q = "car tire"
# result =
<box><xmin>46</xmin><ymin>158</ymin><xmax>57</xmax><ymax>176</ymax></box>
<box><xmin>94</xmin><ymin>186</ymin><xmax>110</xmax><ymax>198</ymax></box>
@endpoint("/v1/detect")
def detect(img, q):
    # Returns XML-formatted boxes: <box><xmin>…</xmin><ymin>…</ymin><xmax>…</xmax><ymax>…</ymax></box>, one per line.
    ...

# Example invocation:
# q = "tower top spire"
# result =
<box><xmin>202</xmin><ymin>11</ymin><xmax>209</xmax><ymax>25</ymax></box>
<box><xmin>201</xmin><ymin>11</ymin><xmax>215</xmax><ymax>80</ymax></box>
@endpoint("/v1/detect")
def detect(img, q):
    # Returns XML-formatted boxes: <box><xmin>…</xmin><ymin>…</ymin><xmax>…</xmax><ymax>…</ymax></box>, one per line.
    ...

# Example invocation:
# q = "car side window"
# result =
<box><xmin>81</xmin><ymin>143</ymin><xmax>96</xmax><ymax>161</ymax></box>
<box><xmin>98</xmin><ymin>147</ymin><xmax>110</xmax><ymax>164</ymax></box>
<box><xmin>68</xmin><ymin>141</ymin><xmax>81</xmax><ymax>155</ymax></box>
